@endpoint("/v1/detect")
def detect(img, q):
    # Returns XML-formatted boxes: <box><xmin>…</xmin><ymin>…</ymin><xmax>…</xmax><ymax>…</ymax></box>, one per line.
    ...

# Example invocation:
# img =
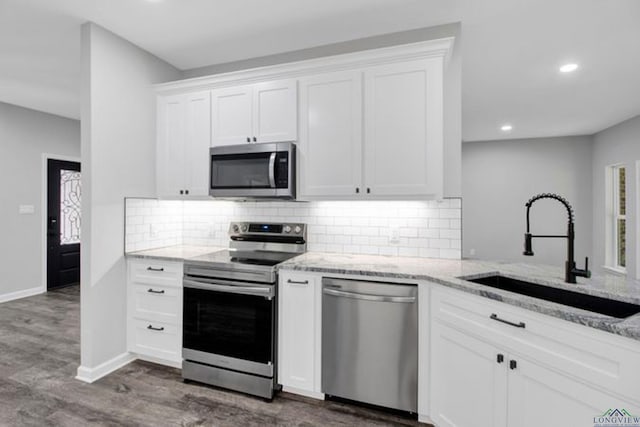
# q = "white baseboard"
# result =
<box><xmin>419</xmin><ymin>414</ymin><xmax>435</xmax><ymax>425</ymax></box>
<box><xmin>134</xmin><ymin>353</ymin><xmax>182</xmax><ymax>369</ymax></box>
<box><xmin>282</xmin><ymin>386</ymin><xmax>325</xmax><ymax>400</ymax></box>
<box><xmin>76</xmin><ymin>352</ymin><xmax>136</xmax><ymax>383</ymax></box>
<box><xmin>0</xmin><ymin>286</ymin><xmax>44</xmax><ymax>304</ymax></box>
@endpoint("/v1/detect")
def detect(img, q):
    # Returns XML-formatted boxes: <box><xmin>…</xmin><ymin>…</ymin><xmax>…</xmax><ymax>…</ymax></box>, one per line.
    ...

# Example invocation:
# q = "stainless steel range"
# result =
<box><xmin>182</xmin><ymin>221</ymin><xmax>307</xmax><ymax>399</ymax></box>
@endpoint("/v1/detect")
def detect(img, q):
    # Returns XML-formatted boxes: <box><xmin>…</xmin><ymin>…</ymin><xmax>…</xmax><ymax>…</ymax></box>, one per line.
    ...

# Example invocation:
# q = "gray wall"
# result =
<box><xmin>79</xmin><ymin>23</ymin><xmax>181</xmax><ymax>371</ymax></box>
<box><xmin>183</xmin><ymin>23</ymin><xmax>463</xmax><ymax>197</ymax></box>
<box><xmin>0</xmin><ymin>102</ymin><xmax>80</xmax><ymax>299</ymax></box>
<box><xmin>592</xmin><ymin>115</ymin><xmax>640</xmax><ymax>279</ymax></box>
<box><xmin>462</xmin><ymin>136</ymin><xmax>593</xmax><ymax>267</ymax></box>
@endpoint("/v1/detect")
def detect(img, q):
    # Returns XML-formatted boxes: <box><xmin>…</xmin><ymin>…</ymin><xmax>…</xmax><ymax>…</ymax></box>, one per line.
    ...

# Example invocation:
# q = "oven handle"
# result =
<box><xmin>268</xmin><ymin>152</ymin><xmax>276</xmax><ymax>188</ymax></box>
<box><xmin>183</xmin><ymin>278</ymin><xmax>273</xmax><ymax>298</ymax></box>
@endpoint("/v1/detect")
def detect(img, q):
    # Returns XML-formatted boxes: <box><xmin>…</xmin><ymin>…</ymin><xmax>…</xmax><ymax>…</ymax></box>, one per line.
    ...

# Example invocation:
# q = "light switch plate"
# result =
<box><xmin>19</xmin><ymin>205</ymin><xmax>35</xmax><ymax>215</ymax></box>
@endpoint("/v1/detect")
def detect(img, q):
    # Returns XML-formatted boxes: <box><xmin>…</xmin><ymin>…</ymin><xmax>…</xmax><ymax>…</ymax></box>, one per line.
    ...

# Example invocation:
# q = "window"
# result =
<box><xmin>610</xmin><ymin>165</ymin><xmax>626</xmax><ymax>270</ymax></box>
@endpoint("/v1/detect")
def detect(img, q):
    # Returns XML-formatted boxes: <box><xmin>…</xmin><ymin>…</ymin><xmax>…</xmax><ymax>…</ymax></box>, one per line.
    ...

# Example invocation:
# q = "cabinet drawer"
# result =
<box><xmin>431</xmin><ymin>285</ymin><xmax>640</xmax><ymax>403</ymax></box>
<box><xmin>128</xmin><ymin>260</ymin><xmax>183</xmax><ymax>288</ymax></box>
<box><xmin>130</xmin><ymin>319</ymin><xmax>180</xmax><ymax>361</ymax></box>
<box><xmin>132</xmin><ymin>284</ymin><xmax>181</xmax><ymax>324</ymax></box>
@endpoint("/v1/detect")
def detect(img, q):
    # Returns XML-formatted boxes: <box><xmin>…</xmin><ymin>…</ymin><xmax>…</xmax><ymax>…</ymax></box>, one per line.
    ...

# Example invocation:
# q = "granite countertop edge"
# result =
<box><xmin>277</xmin><ymin>254</ymin><xmax>640</xmax><ymax>343</ymax></box>
<box><xmin>125</xmin><ymin>245</ymin><xmax>226</xmax><ymax>262</ymax></box>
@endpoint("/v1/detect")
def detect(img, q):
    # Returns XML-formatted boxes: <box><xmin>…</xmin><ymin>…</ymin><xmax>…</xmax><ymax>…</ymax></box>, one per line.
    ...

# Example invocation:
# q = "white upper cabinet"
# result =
<box><xmin>155</xmin><ymin>38</ymin><xmax>453</xmax><ymax>200</ymax></box>
<box><xmin>210</xmin><ymin>85</ymin><xmax>253</xmax><ymax>146</ymax></box>
<box><xmin>253</xmin><ymin>80</ymin><xmax>298</xmax><ymax>143</ymax></box>
<box><xmin>298</xmin><ymin>58</ymin><xmax>445</xmax><ymax>200</ymax></box>
<box><xmin>157</xmin><ymin>91</ymin><xmax>211</xmax><ymax>198</ymax></box>
<box><xmin>157</xmin><ymin>94</ymin><xmax>186</xmax><ymax>198</ymax></box>
<box><xmin>211</xmin><ymin>79</ymin><xmax>297</xmax><ymax>147</ymax></box>
<box><xmin>298</xmin><ymin>70</ymin><xmax>363</xmax><ymax>198</ymax></box>
<box><xmin>363</xmin><ymin>58</ymin><xmax>444</xmax><ymax>198</ymax></box>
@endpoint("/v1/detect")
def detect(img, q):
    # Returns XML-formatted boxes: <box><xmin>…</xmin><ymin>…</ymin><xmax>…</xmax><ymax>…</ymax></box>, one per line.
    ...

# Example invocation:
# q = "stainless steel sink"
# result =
<box><xmin>461</xmin><ymin>274</ymin><xmax>640</xmax><ymax>319</ymax></box>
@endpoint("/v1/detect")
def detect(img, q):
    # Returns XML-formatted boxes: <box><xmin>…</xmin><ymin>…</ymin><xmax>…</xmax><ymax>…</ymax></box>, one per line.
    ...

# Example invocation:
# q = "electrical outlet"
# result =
<box><xmin>389</xmin><ymin>226</ymin><xmax>400</xmax><ymax>244</ymax></box>
<box><xmin>469</xmin><ymin>248</ymin><xmax>476</xmax><ymax>257</ymax></box>
<box><xmin>208</xmin><ymin>225</ymin><xmax>216</xmax><ymax>238</ymax></box>
<box><xmin>149</xmin><ymin>224</ymin><xmax>159</xmax><ymax>238</ymax></box>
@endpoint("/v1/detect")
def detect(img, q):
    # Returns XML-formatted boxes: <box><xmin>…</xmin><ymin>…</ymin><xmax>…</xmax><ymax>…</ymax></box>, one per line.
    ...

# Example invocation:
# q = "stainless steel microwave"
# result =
<box><xmin>209</xmin><ymin>142</ymin><xmax>296</xmax><ymax>199</ymax></box>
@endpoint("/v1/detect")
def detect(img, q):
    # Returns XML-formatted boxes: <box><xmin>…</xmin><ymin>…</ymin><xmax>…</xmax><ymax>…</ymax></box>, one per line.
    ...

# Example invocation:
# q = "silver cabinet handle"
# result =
<box><xmin>147</xmin><ymin>288</ymin><xmax>165</xmax><ymax>294</ymax></box>
<box><xmin>323</xmin><ymin>287</ymin><xmax>415</xmax><ymax>303</ymax></box>
<box><xmin>147</xmin><ymin>325</ymin><xmax>164</xmax><ymax>331</ymax></box>
<box><xmin>268</xmin><ymin>152</ymin><xmax>276</xmax><ymax>188</ymax></box>
<box><xmin>287</xmin><ymin>279</ymin><xmax>309</xmax><ymax>285</ymax></box>
<box><xmin>146</xmin><ymin>267</ymin><xmax>164</xmax><ymax>272</ymax></box>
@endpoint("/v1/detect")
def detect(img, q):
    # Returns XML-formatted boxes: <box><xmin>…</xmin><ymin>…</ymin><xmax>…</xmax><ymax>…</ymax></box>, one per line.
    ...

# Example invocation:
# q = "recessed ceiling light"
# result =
<box><xmin>559</xmin><ymin>63</ymin><xmax>579</xmax><ymax>73</ymax></box>
<box><xmin>500</xmin><ymin>124</ymin><xmax>513</xmax><ymax>132</ymax></box>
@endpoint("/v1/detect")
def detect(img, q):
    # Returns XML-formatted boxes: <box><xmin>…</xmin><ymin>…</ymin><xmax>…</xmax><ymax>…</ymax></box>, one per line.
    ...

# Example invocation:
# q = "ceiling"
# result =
<box><xmin>1</xmin><ymin>0</ymin><xmax>639</xmax><ymax>141</ymax></box>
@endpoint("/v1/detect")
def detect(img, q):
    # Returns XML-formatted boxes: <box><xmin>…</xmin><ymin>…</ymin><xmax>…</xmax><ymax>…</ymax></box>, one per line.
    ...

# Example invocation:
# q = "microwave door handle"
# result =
<box><xmin>268</xmin><ymin>152</ymin><xmax>276</xmax><ymax>188</ymax></box>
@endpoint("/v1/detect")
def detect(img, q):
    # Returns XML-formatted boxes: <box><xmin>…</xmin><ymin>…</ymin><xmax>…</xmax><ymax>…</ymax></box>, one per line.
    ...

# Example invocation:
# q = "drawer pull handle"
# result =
<box><xmin>147</xmin><ymin>288</ymin><xmax>165</xmax><ymax>294</ymax></box>
<box><xmin>147</xmin><ymin>325</ymin><xmax>165</xmax><ymax>332</ymax></box>
<box><xmin>287</xmin><ymin>279</ymin><xmax>309</xmax><ymax>285</ymax></box>
<box><xmin>147</xmin><ymin>267</ymin><xmax>165</xmax><ymax>272</ymax></box>
<box><xmin>490</xmin><ymin>313</ymin><xmax>525</xmax><ymax>329</ymax></box>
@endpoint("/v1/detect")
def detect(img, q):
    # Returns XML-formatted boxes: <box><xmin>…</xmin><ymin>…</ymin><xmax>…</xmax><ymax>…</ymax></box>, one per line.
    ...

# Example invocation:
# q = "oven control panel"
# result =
<box><xmin>229</xmin><ymin>222</ymin><xmax>307</xmax><ymax>237</ymax></box>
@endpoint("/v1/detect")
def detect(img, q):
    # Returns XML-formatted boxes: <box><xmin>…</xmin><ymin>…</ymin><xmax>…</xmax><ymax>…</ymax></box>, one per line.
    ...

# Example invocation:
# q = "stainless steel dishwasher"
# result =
<box><xmin>322</xmin><ymin>277</ymin><xmax>418</xmax><ymax>413</ymax></box>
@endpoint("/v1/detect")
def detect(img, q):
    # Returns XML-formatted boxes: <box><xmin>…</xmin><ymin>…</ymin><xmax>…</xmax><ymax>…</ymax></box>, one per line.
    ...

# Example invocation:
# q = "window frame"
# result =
<box><xmin>606</xmin><ymin>164</ymin><xmax>627</xmax><ymax>273</ymax></box>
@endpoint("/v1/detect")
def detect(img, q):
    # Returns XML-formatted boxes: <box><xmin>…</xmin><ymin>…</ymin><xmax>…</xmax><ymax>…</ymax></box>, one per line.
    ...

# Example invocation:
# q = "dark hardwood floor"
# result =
<box><xmin>0</xmin><ymin>286</ymin><xmax>426</xmax><ymax>426</ymax></box>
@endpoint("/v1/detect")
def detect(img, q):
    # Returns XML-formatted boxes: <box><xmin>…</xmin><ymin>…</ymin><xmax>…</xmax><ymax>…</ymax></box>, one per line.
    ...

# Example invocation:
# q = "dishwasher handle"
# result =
<box><xmin>323</xmin><ymin>287</ymin><xmax>416</xmax><ymax>303</ymax></box>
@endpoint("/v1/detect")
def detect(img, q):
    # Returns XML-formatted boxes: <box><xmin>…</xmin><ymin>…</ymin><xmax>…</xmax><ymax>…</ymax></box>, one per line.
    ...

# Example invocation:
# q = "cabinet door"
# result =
<box><xmin>431</xmin><ymin>322</ymin><xmax>507</xmax><ymax>427</ymax></box>
<box><xmin>364</xmin><ymin>58</ymin><xmax>444</xmax><ymax>198</ymax></box>
<box><xmin>157</xmin><ymin>94</ymin><xmax>186</xmax><ymax>197</ymax></box>
<box><xmin>184</xmin><ymin>91</ymin><xmax>211</xmax><ymax>196</ymax></box>
<box><xmin>211</xmin><ymin>86</ymin><xmax>253</xmax><ymax>146</ymax></box>
<box><xmin>278</xmin><ymin>273</ymin><xmax>317</xmax><ymax>393</ymax></box>
<box><xmin>253</xmin><ymin>79</ymin><xmax>297</xmax><ymax>143</ymax></box>
<box><xmin>507</xmin><ymin>356</ymin><xmax>640</xmax><ymax>427</ymax></box>
<box><xmin>298</xmin><ymin>71</ymin><xmax>363</xmax><ymax>198</ymax></box>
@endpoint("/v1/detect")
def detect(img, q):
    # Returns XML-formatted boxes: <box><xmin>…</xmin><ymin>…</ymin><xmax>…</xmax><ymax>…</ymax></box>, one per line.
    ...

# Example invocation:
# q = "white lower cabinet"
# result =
<box><xmin>278</xmin><ymin>271</ymin><xmax>323</xmax><ymax>398</ymax></box>
<box><xmin>506</xmin><ymin>355</ymin><xmax>628</xmax><ymax>427</ymax></box>
<box><xmin>430</xmin><ymin>322</ymin><xmax>507</xmax><ymax>427</ymax></box>
<box><xmin>127</xmin><ymin>259</ymin><xmax>183</xmax><ymax>367</ymax></box>
<box><xmin>429</xmin><ymin>285</ymin><xmax>640</xmax><ymax>427</ymax></box>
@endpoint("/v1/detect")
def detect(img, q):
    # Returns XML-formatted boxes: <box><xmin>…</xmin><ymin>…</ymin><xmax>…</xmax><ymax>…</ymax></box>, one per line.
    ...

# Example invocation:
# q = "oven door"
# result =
<box><xmin>209</xmin><ymin>142</ymin><xmax>295</xmax><ymax>199</ymax></box>
<box><xmin>182</xmin><ymin>277</ymin><xmax>275</xmax><ymax>377</ymax></box>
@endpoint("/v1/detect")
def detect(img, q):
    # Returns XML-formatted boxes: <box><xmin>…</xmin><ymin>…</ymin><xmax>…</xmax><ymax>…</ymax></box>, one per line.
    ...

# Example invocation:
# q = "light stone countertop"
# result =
<box><xmin>278</xmin><ymin>252</ymin><xmax>640</xmax><ymax>342</ymax></box>
<box><xmin>125</xmin><ymin>245</ymin><xmax>226</xmax><ymax>262</ymax></box>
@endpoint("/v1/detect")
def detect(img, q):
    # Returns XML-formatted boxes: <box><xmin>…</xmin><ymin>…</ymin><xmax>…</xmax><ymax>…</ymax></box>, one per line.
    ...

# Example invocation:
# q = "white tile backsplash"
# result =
<box><xmin>125</xmin><ymin>199</ymin><xmax>462</xmax><ymax>259</ymax></box>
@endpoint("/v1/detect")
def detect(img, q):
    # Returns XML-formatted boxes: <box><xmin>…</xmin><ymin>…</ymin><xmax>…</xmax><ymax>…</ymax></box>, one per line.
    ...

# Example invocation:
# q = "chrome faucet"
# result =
<box><xmin>523</xmin><ymin>193</ymin><xmax>591</xmax><ymax>284</ymax></box>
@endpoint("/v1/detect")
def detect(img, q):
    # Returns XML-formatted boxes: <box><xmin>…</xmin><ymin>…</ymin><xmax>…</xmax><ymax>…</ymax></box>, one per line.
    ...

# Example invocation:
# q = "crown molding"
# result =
<box><xmin>155</xmin><ymin>37</ymin><xmax>454</xmax><ymax>95</ymax></box>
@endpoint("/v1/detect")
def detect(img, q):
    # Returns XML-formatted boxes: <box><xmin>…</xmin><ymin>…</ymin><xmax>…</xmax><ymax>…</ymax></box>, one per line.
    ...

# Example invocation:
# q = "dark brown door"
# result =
<box><xmin>47</xmin><ymin>159</ymin><xmax>81</xmax><ymax>290</ymax></box>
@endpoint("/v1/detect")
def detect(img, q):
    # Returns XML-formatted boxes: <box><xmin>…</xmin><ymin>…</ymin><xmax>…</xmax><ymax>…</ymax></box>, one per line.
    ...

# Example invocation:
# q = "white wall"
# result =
<box><xmin>592</xmin><ymin>115</ymin><xmax>640</xmax><ymax>278</ymax></box>
<box><xmin>79</xmin><ymin>23</ymin><xmax>180</xmax><ymax>373</ymax></box>
<box><xmin>462</xmin><ymin>136</ymin><xmax>593</xmax><ymax>266</ymax></box>
<box><xmin>0</xmin><ymin>102</ymin><xmax>79</xmax><ymax>300</ymax></box>
<box><xmin>182</xmin><ymin>23</ymin><xmax>462</xmax><ymax>197</ymax></box>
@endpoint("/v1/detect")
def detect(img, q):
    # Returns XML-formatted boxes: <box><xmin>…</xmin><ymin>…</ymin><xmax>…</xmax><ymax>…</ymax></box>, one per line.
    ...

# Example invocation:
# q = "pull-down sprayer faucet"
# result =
<box><xmin>523</xmin><ymin>193</ymin><xmax>591</xmax><ymax>284</ymax></box>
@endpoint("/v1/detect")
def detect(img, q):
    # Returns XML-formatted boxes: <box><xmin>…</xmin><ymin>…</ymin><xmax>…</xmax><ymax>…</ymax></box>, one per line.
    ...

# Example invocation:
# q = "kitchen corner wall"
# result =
<box><xmin>79</xmin><ymin>22</ymin><xmax>182</xmax><ymax>376</ymax></box>
<box><xmin>125</xmin><ymin>199</ymin><xmax>462</xmax><ymax>259</ymax></box>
